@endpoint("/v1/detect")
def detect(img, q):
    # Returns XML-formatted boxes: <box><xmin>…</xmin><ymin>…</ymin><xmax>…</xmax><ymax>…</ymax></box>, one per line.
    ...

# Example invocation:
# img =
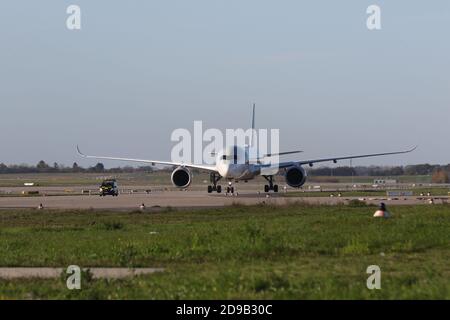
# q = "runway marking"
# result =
<box><xmin>0</xmin><ymin>267</ymin><xmax>164</xmax><ymax>279</ymax></box>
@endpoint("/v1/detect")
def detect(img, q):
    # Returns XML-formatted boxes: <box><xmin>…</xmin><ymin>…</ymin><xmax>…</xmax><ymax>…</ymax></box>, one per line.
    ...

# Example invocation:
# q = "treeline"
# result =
<box><xmin>307</xmin><ymin>164</ymin><xmax>450</xmax><ymax>183</ymax></box>
<box><xmin>0</xmin><ymin>161</ymin><xmax>449</xmax><ymax>183</ymax></box>
<box><xmin>307</xmin><ymin>164</ymin><xmax>450</xmax><ymax>177</ymax></box>
<box><xmin>0</xmin><ymin>161</ymin><xmax>154</xmax><ymax>174</ymax></box>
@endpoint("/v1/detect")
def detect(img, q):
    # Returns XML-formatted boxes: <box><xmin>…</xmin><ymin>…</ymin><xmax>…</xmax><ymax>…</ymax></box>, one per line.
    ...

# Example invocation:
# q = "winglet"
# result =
<box><xmin>76</xmin><ymin>145</ymin><xmax>87</xmax><ymax>157</ymax></box>
<box><xmin>402</xmin><ymin>145</ymin><xmax>418</xmax><ymax>154</ymax></box>
<box><xmin>409</xmin><ymin>145</ymin><xmax>418</xmax><ymax>153</ymax></box>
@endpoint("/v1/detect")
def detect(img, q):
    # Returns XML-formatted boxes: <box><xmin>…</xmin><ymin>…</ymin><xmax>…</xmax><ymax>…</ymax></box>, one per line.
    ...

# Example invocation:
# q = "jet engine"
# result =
<box><xmin>171</xmin><ymin>167</ymin><xmax>192</xmax><ymax>188</ymax></box>
<box><xmin>285</xmin><ymin>166</ymin><xmax>307</xmax><ymax>188</ymax></box>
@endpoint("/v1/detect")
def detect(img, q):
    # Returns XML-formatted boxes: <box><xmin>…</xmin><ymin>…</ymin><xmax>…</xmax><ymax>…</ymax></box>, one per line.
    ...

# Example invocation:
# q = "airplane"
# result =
<box><xmin>77</xmin><ymin>105</ymin><xmax>416</xmax><ymax>194</ymax></box>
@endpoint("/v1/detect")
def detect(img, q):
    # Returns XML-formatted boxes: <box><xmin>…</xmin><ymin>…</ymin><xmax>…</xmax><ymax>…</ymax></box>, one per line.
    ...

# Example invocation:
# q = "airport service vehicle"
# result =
<box><xmin>99</xmin><ymin>179</ymin><xmax>119</xmax><ymax>197</ymax></box>
<box><xmin>77</xmin><ymin>106</ymin><xmax>416</xmax><ymax>193</ymax></box>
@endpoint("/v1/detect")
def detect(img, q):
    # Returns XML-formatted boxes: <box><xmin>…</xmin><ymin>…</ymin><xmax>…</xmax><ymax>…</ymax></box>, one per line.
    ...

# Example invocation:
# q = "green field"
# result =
<box><xmin>286</xmin><ymin>188</ymin><xmax>450</xmax><ymax>198</ymax></box>
<box><xmin>0</xmin><ymin>172</ymin><xmax>178</xmax><ymax>187</ymax></box>
<box><xmin>0</xmin><ymin>172</ymin><xmax>436</xmax><ymax>188</ymax></box>
<box><xmin>1</xmin><ymin>203</ymin><xmax>450</xmax><ymax>299</ymax></box>
<box><xmin>307</xmin><ymin>175</ymin><xmax>433</xmax><ymax>184</ymax></box>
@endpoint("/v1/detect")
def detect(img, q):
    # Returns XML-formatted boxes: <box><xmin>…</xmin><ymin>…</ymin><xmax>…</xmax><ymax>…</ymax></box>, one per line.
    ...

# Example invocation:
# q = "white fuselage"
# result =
<box><xmin>215</xmin><ymin>145</ymin><xmax>265</xmax><ymax>180</ymax></box>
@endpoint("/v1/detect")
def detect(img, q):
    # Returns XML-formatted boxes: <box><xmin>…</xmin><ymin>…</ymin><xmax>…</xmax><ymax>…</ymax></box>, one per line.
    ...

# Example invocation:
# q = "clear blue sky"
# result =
<box><xmin>0</xmin><ymin>1</ymin><xmax>449</xmax><ymax>167</ymax></box>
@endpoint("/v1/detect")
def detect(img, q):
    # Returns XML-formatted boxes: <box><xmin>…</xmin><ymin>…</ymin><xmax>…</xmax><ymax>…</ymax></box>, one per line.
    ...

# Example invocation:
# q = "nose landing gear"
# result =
<box><xmin>263</xmin><ymin>175</ymin><xmax>279</xmax><ymax>193</ymax></box>
<box><xmin>226</xmin><ymin>182</ymin><xmax>235</xmax><ymax>195</ymax></box>
<box><xmin>207</xmin><ymin>173</ymin><xmax>222</xmax><ymax>193</ymax></box>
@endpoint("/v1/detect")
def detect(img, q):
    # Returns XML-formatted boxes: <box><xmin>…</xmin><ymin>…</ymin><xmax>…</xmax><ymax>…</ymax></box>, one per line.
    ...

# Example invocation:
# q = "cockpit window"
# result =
<box><xmin>222</xmin><ymin>151</ymin><xmax>238</xmax><ymax>162</ymax></box>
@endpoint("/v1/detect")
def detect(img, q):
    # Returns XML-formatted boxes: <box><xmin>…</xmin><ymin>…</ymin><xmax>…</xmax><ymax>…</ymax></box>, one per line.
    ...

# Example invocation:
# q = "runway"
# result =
<box><xmin>0</xmin><ymin>190</ymin><xmax>445</xmax><ymax>210</ymax></box>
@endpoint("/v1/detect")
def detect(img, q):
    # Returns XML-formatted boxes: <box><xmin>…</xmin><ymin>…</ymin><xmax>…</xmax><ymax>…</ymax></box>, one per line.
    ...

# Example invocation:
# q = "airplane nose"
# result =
<box><xmin>218</xmin><ymin>165</ymin><xmax>229</xmax><ymax>178</ymax></box>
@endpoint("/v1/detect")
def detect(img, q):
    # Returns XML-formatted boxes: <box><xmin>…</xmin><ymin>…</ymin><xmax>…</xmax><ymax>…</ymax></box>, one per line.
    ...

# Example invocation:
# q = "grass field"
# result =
<box><xmin>0</xmin><ymin>203</ymin><xmax>450</xmax><ymax>299</ymax></box>
<box><xmin>0</xmin><ymin>172</ymin><xmax>436</xmax><ymax>188</ymax></box>
<box><xmin>286</xmin><ymin>188</ymin><xmax>450</xmax><ymax>198</ymax></box>
<box><xmin>307</xmin><ymin>175</ymin><xmax>433</xmax><ymax>184</ymax></box>
<box><xmin>0</xmin><ymin>172</ymin><xmax>177</xmax><ymax>187</ymax></box>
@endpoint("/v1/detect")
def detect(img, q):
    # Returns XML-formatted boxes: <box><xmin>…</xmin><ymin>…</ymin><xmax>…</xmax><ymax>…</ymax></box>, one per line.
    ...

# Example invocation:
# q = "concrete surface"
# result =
<box><xmin>0</xmin><ymin>190</ymin><xmax>447</xmax><ymax>210</ymax></box>
<box><xmin>0</xmin><ymin>268</ymin><xmax>164</xmax><ymax>279</ymax></box>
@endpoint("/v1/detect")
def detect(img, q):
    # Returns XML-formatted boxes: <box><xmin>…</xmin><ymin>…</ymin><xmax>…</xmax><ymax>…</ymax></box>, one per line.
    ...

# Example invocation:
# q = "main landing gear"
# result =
<box><xmin>207</xmin><ymin>173</ymin><xmax>222</xmax><ymax>193</ymax></box>
<box><xmin>263</xmin><ymin>175</ymin><xmax>279</xmax><ymax>193</ymax></box>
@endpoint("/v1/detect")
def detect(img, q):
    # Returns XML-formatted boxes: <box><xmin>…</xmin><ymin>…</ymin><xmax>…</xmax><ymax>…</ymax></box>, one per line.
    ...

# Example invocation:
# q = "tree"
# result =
<box><xmin>404</xmin><ymin>164</ymin><xmax>435</xmax><ymax>176</ymax></box>
<box><xmin>90</xmin><ymin>162</ymin><xmax>105</xmax><ymax>173</ymax></box>
<box><xmin>431</xmin><ymin>169</ymin><xmax>449</xmax><ymax>184</ymax></box>
<box><xmin>37</xmin><ymin>160</ymin><xmax>49</xmax><ymax>170</ymax></box>
<box><xmin>72</xmin><ymin>162</ymin><xmax>81</xmax><ymax>172</ymax></box>
<box><xmin>0</xmin><ymin>163</ymin><xmax>7</xmax><ymax>173</ymax></box>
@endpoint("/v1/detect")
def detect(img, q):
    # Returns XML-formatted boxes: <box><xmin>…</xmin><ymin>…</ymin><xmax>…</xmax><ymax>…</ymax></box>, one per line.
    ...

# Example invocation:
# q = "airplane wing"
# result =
<box><xmin>262</xmin><ymin>150</ymin><xmax>303</xmax><ymax>158</ymax></box>
<box><xmin>249</xmin><ymin>150</ymin><xmax>303</xmax><ymax>162</ymax></box>
<box><xmin>76</xmin><ymin>146</ymin><xmax>218</xmax><ymax>172</ymax></box>
<box><xmin>276</xmin><ymin>146</ymin><xmax>417</xmax><ymax>169</ymax></box>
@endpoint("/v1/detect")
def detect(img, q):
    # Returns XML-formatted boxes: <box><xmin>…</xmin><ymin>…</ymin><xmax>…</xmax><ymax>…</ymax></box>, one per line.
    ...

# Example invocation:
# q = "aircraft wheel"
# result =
<box><xmin>273</xmin><ymin>185</ymin><xmax>279</xmax><ymax>193</ymax></box>
<box><xmin>207</xmin><ymin>185</ymin><xmax>213</xmax><ymax>193</ymax></box>
<box><xmin>216</xmin><ymin>185</ymin><xmax>222</xmax><ymax>193</ymax></box>
<box><xmin>231</xmin><ymin>187</ymin><xmax>234</xmax><ymax>194</ymax></box>
<box><xmin>264</xmin><ymin>185</ymin><xmax>269</xmax><ymax>193</ymax></box>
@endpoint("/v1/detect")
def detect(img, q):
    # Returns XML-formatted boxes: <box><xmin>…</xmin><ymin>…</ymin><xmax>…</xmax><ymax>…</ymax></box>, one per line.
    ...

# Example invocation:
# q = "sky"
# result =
<box><xmin>0</xmin><ymin>1</ymin><xmax>449</xmax><ymax>168</ymax></box>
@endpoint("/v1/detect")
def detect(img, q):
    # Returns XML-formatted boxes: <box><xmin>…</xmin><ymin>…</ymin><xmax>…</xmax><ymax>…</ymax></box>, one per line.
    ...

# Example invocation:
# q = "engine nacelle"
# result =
<box><xmin>171</xmin><ymin>167</ymin><xmax>192</xmax><ymax>188</ymax></box>
<box><xmin>285</xmin><ymin>166</ymin><xmax>307</xmax><ymax>188</ymax></box>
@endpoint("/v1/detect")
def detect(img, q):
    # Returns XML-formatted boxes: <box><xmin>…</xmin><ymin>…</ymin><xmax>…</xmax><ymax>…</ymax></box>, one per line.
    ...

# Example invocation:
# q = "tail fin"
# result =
<box><xmin>250</xmin><ymin>103</ymin><xmax>256</xmax><ymax>147</ymax></box>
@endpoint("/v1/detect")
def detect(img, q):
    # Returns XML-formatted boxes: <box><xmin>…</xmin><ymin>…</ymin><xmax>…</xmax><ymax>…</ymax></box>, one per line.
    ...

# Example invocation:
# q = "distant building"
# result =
<box><xmin>373</xmin><ymin>179</ymin><xmax>397</xmax><ymax>185</ymax></box>
<box><xmin>386</xmin><ymin>191</ymin><xmax>413</xmax><ymax>197</ymax></box>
